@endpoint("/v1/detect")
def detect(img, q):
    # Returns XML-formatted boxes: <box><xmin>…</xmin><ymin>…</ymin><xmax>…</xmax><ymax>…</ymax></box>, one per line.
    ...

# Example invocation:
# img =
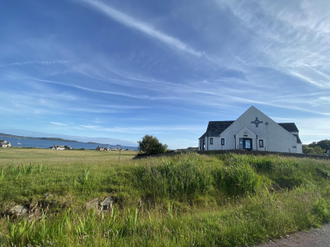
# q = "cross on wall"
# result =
<box><xmin>251</xmin><ymin>117</ymin><xmax>263</xmax><ymax>127</ymax></box>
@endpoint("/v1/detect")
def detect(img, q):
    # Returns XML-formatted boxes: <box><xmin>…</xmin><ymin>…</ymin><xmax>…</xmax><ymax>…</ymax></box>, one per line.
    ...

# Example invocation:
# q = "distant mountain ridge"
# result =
<box><xmin>0</xmin><ymin>133</ymin><xmax>105</xmax><ymax>145</ymax></box>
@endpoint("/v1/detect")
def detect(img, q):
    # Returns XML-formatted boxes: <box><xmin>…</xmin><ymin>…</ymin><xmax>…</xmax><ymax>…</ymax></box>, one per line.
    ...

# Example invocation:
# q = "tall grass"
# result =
<box><xmin>134</xmin><ymin>153</ymin><xmax>260</xmax><ymax>199</ymax></box>
<box><xmin>215</xmin><ymin>162</ymin><xmax>260</xmax><ymax>195</ymax></box>
<box><xmin>3</xmin><ymin>187</ymin><xmax>330</xmax><ymax>247</ymax></box>
<box><xmin>1</xmin><ymin>151</ymin><xmax>330</xmax><ymax>246</ymax></box>
<box><xmin>134</xmin><ymin>154</ymin><xmax>213</xmax><ymax>198</ymax></box>
<box><xmin>9</xmin><ymin>163</ymin><xmax>46</xmax><ymax>178</ymax></box>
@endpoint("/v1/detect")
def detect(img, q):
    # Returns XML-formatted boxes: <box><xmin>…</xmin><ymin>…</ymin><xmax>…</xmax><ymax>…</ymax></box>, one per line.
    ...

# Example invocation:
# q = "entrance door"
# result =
<box><xmin>200</xmin><ymin>139</ymin><xmax>205</xmax><ymax>151</ymax></box>
<box><xmin>239</xmin><ymin>138</ymin><xmax>253</xmax><ymax>151</ymax></box>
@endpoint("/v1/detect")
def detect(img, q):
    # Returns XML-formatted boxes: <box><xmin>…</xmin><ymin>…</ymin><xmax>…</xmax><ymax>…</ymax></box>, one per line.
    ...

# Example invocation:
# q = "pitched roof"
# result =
<box><xmin>278</xmin><ymin>123</ymin><xmax>299</xmax><ymax>132</ymax></box>
<box><xmin>199</xmin><ymin>121</ymin><xmax>234</xmax><ymax>139</ymax></box>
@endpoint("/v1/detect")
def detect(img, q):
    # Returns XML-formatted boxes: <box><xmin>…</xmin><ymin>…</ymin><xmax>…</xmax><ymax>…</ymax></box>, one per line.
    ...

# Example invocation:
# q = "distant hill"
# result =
<box><xmin>0</xmin><ymin>133</ymin><xmax>103</xmax><ymax>144</ymax></box>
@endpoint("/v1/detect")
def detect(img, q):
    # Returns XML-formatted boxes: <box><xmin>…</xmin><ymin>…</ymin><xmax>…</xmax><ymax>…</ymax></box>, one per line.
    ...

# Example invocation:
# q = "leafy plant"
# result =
<box><xmin>137</xmin><ymin>135</ymin><xmax>168</xmax><ymax>155</ymax></box>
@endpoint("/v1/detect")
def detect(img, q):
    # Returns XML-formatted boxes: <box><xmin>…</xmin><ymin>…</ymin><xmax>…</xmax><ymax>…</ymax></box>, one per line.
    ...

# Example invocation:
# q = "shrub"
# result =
<box><xmin>137</xmin><ymin>135</ymin><xmax>168</xmax><ymax>155</ymax></box>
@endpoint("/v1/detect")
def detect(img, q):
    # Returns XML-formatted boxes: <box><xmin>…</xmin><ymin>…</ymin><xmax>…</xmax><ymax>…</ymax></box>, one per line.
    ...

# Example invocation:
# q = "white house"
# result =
<box><xmin>0</xmin><ymin>140</ymin><xmax>11</xmax><ymax>148</ymax></box>
<box><xmin>51</xmin><ymin>145</ymin><xmax>71</xmax><ymax>150</ymax></box>
<box><xmin>199</xmin><ymin>106</ymin><xmax>302</xmax><ymax>153</ymax></box>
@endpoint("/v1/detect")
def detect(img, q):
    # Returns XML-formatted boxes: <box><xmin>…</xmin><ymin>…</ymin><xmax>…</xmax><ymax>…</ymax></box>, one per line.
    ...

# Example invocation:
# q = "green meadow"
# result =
<box><xmin>0</xmin><ymin>148</ymin><xmax>330</xmax><ymax>246</ymax></box>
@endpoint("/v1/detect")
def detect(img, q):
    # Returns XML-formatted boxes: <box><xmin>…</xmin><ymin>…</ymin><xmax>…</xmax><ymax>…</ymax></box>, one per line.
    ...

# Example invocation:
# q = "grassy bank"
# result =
<box><xmin>0</xmin><ymin>149</ymin><xmax>330</xmax><ymax>246</ymax></box>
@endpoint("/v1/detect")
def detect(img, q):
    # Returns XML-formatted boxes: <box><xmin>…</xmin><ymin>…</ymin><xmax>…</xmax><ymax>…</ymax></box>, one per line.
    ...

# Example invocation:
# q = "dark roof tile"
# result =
<box><xmin>278</xmin><ymin>123</ymin><xmax>299</xmax><ymax>132</ymax></box>
<box><xmin>199</xmin><ymin>121</ymin><xmax>234</xmax><ymax>139</ymax></box>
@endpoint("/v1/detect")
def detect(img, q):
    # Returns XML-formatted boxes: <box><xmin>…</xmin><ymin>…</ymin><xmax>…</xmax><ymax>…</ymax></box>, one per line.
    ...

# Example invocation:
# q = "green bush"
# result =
<box><xmin>137</xmin><ymin>135</ymin><xmax>168</xmax><ymax>155</ymax></box>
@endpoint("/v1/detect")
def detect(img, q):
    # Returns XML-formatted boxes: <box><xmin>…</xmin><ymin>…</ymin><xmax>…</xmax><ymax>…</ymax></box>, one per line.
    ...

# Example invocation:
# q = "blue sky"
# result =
<box><xmin>1</xmin><ymin>0</ymin><xmax>330</xmax><ymax>148</ymax></box>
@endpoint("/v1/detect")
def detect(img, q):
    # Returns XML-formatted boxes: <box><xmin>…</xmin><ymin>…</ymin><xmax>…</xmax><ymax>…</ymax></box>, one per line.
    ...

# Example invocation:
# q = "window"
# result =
<box><xmin>210</xmin><ymin>138</ymin><xmax>213</xmax><ymax>145</ymax></box>
<box><xmin>259</xmin><ymin>140</ymin><xmax>264</xmax><ymax>148</ymax></box>
<box><xmin>221</xmin><ymin>138</ymin><xmax>225</xmax><ymax>145</ymax></box>
<box><xmin>239</xmin><ymin>138</ymin><xmax>243</xmax><ymax>149</ymax></box>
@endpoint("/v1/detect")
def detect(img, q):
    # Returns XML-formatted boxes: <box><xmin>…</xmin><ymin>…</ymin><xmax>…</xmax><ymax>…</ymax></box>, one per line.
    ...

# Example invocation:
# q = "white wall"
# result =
<box><xmin>207</xmin><ymin>137</ymin><xmax>221</xmax><ymax>150</ymax></box>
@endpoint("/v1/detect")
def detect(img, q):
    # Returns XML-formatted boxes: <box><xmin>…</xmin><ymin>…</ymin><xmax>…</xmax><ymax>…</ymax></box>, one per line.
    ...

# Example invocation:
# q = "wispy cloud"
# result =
<box><xmin>80</xmin><ymin>125</ymin><xmax>101</xmax><ymax>130</ymax></box>
<box><xmin>0</xmin><ymin>60</ymin><xmax>72</xmax><ymax>67</ymax></box>
<box><xmin>79</xmin><ymin>0</ymin><xmax>204</xmax><ymax>57</ymax></box>
<box><xmin>78</xmin><ymin>124</ymin><xmax>205</xmax><ymax>134</ymax></box>
<box><xmin>30</xmin><ymin>77</ymin><xmax>179</xmax><ymax>100</ymax></box>
<box><xmin>0</xmin><ymin>60</ymin><xmax>73</xmax><ymax>67</ymax></box>
<box><xmin>289</xmin><ymin>68</ymin><xmax>330</xmax><ymax>89</ymax></box>
<box><xmin>214</xmin><ymin>0</ymin><xmax>330</xmax><ymax>89</ymax></box>
<box><xmin>50</xmin><ymin>122</ymin><xmax>67</xmax><ymax>126</ymax></box>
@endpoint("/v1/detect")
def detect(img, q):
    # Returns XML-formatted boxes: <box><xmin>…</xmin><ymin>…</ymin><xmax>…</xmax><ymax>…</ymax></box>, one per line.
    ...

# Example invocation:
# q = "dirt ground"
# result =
<box><xmin>255</xmin><ymin>224</ymin><xmax>330</xmax><ymax>247</ymax></box>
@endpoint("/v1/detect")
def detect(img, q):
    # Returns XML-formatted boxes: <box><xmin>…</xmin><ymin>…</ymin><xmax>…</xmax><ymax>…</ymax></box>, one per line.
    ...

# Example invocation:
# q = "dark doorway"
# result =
<box><xmin>200</xmin><ymin>139</ymin><xmax>205</xmax><ymax>151</ymax></box>
<box><xmin>239</xmin><ymin>138</ymin><xmax>253</xmax><ymax>151</ymax></box>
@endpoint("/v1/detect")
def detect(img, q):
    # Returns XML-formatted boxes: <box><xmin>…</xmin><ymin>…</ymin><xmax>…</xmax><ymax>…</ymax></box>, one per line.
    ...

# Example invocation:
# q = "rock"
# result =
<box><xmin>85</xmin><ymin>196</ymin><xmax>114</xmax><ymax>214</ymax></box>
<box><xmin>27</xmin><ymin>210</ymin><xmax>43</xmax><ymax>222</ymax></box>
<box><xmin>44</xmin><ymin>193</ymin><xmax>53</xmax><ymax>199</ymax></box>
<box><xmin>100</xmin><ymin>196</ymin><xmax>114</xmax><ymax>211</ymax></box>
<box><xmin>85</xmin><ymin>198</ymin><xmax>100</xmax><ymax>210</ymax></box>
<box><xmin>9</xmin><ymin>205</ymin><xmax>29</xmax><ymax>217</ymax></box>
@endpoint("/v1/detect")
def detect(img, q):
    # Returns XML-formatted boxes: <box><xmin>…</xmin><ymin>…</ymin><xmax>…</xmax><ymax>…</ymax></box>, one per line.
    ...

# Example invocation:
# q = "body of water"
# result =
<box><xmin>1</xmin><ymin>137</ymin><xmax>137</xmax><ymax>150</ymax></box>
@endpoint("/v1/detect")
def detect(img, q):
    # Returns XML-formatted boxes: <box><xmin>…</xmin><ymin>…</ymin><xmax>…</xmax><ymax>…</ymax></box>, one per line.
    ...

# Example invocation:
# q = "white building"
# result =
<box><xmin>0</xmin><ymin>140</ymin><xmax>11</xmax><ymax>148</ymax></box>
<box><xmin>51</xmin><ymin>145</ymin><xmax>71</xmax><ymax>150</ymax></box>
<box><xmin>199</xmin><ymin>106</ymin><xmax>302</xmax><ymax>153</ymax></box>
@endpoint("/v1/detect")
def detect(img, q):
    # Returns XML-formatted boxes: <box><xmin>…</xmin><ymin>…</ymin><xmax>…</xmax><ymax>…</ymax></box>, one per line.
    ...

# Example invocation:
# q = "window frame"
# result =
<box><xmin>210</xmin><ymin>138</ymin><xmax>213</xmax><ymax>145</ymax></box>
<box><xmin>221</xmin><ymin>138</ymin><xmax>225</xmax><ymax>146</ymax></box>
<box><xmin>259</xmin><ymin>139</ymin><xmax>264</xmax><ymax>148</ymax></box>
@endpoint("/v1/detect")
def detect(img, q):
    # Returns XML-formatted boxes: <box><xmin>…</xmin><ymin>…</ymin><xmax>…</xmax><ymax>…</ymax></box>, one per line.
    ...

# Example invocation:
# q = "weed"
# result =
<box><xmin>313</xmin><ymin>198</ymin><xmax>330</xmax><ymax>223</ymax></box>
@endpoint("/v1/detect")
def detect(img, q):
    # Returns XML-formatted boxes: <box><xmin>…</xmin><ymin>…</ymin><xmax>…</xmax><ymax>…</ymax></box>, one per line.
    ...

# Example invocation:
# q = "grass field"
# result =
<box><xmin>0</xmin><ymin>148</ymin><xmax>330</xmax><ymax>246</ymax></box>
<box><xmin>0</xmin><ymin>148</ymin><xmax>137</xmax><ymax>165</ymax></box>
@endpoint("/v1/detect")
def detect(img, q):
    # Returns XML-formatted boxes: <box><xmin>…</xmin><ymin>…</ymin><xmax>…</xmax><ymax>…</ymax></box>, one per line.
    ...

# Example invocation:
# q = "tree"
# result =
<box><xmin>317</xmin><ymin>140</ymin><xmax>330</xmax><ymax>151</ymax></box>
<box><xmin>303</xmin><ymin>139</ymin><xmax>330</xmax><ymax>155</ymax></box>
<box><xmin>138</xmin><ymin>135</ymin><xmax>168</xmax><ymax>155</ymax></box>
<box><xmin>302</xmin><ymin>145</ymin><xmax>326</xmax><ymax>155</ymax></box>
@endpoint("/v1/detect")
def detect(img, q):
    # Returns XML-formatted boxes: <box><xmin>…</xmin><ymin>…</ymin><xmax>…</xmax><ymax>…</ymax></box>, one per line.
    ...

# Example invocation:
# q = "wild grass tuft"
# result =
<box><xmin>134</xmin><ymin>153</ymin><xmax>213</xmax><ymax>199</ymax></box>
<box><xmin>134</xmin><ymin>153</ymin><xmax>261</xmax><ymax>200</ymax></box>
<box><xmin>216</xmin><ymin>162</ymin><xmax>260</xmax><ymax>195</ymax></box>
